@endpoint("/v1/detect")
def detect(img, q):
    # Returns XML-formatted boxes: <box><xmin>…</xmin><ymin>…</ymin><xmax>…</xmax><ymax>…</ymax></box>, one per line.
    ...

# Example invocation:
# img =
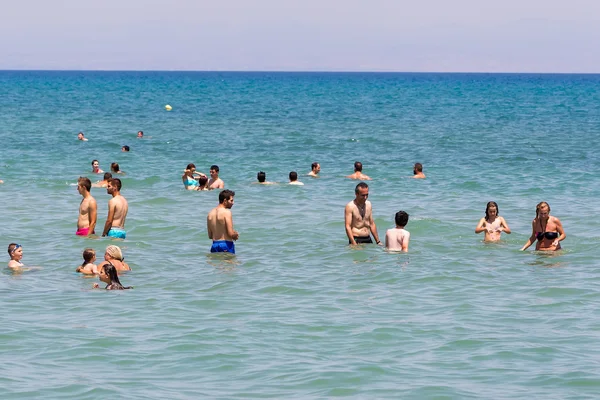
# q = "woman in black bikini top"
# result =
<box><xmin>521</xmin><ymin>201</ymin><xmax>566</xmax><ymax>251</ymax></box>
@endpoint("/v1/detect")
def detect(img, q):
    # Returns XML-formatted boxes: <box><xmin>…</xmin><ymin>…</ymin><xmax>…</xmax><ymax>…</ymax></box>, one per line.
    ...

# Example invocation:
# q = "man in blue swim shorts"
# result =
<box><xmin>102</xmin><ymin>178</ymin><xmax>129</xmax><ymax>240</ymax></box>
<box><xmin>207</xmin><ymin>189</ymin><xmax>239</xmax><ymax>254</ymax></box>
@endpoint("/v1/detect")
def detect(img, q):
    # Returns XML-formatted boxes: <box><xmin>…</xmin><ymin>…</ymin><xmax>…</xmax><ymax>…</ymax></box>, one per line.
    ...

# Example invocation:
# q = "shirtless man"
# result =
<box><xmin>102</xmin><ymin>178</ymin><xmax>129</xmax><ymax>239</ymax></box>
<box><xmin>77</xmin><ymin>132</ymin><xmax>88</xmax><ymax>141</ymax></box>
<box><xmin>93</xmin><ymin>172</ymin><xmax>112</xmax><ymax>188</ymax></box>
<box><xmin>308</xmin><ymin>162</ymin><xmax>320</xmax><ymax>177</ymax></box>
<box><xmin>208</xmin><ymin>165</ymin><xmax>225</xmax><ymax>190</ymax></box>
<box><xmin>413</xmin><ymin>163</ymin><xmax>426</xmax><ymax>179</ymax></box>
<box><xmin>288</xmin><ymin>171</ymin><xmax>304</xmax><ymax>185</ymax></box>
<box><xmin>344</xmin><ymin>182</ymin><xmax>381</xmax><ymax>245</ymax></box>
<box><xmin>255</xmin><ymin>171</ymin><xmax>275</xmax><ymax>185</ymax></box>
<box><xmin>346</xmin><ymin>161</ymin><xmax>371</xmax><ymax>180</ymax></box>
<box><xmin>207</xmin><ymin>189</ymin><xmax>239</xmax><ymax>254</ymax></box>
<box><xmin>76</xmin><ymin>177</ymin><xmax>97</xmax><ymax>236</ymax></box>
<box><xmin>385</xmin><ymin>211</ymin><xmax>410</xmax><ymax>252</ymax></box>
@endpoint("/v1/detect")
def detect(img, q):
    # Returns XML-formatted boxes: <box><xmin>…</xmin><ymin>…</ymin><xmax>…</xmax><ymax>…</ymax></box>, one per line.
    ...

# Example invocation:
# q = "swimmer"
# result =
<box><xmin>413</xmin><ymin>163</ymin><xmax>426</xmax><ymax>179</ymax></box>
<box><xmin>91</xmin><ymin>159</ymin><xmax>104</xmax><ymax>174</ymax></box>
<box><xmin>197</xmin><ymin>175</ymin><xmax>210</xmax><ymax>191</ymax></box>
<box><xmin>93</xmin><ymin>172</ymin><xmax>112</xmax><ymax>188</ymax></box>
<box><xmin>7</xmin><ymin>243</ymin><xmax>25</xmax><ymax>269</ymax></box>
<box><xmin>76</xmin><ymin>177</ymin><xmax>97</xmax><ymax>236</ymax></box>
<box><xmin>308</xmin><ymin>162</ymin><xmax>320</xmax><ymax>177</ymax></box>
<box><xmin>102</xmin><ymin>178</ymin><xmax>128</xmax><ymax>239</ymax></box>
<box><xmin>137</xmin><ymin>131</ymin><xmax>143</xmax><ymax>138</ymax></box>
<box><xmin>385</xmin><ymin>211</ymin><xmax>410</xmax><ymax>252</ymax></box>
<box><xmin>255</xmin><ymin>171</ymin><xmax>275</xmax><ymax>185</ymax></box>
<box><xmin>76</xmin><ymin>248</ymin><xmax>98</xmax><ymax>274</ymax></box>
<box><xmin>111</xmin><ymin>162</ymin><xmax>125</xmax><ymax>175</ymax></box>
<box><xmin>207</xmin><ymin>189</ymin><xmax>239</xmax><ymax>254</ymax></box>
<box><xmin>77</xmin><ymin>132</ymin><xmax>88</xmax><ymax>141</ymax></box>
<box><xmin>288</xmin><ymin>171</ymin><xmax>304</xmax><ymax>185</ymax></box>
<box><xmin>208</xmin><ymin>165</ymin><xmax>225</xmax><ymax>190</ymax></box>
<box><xmin>344</xmin><ymin>182</ymin><xmax>382</xmax><ymax>245</ymax></box>
<box><xmin>475</xmin><ymin>201</ymin><xmax>511</xmax><ymax>242</ymax></box>
<box><xmin>346</xmin><ymin>161</ymin><xmax>371</xmax><ymax>180</ymax></box>
<box><xmin>97</xmin><ymin>245</ymin><xmax>131</xmax><ymax>272</ymax></box>
<box><xmin>521</xmin><ymin>201</ymin><xmax>566</xmax><ymax>251</ymax></box>
<box><xmin>93</xmin><ymin>263</ymin><xmax>132</xmax><ymax>290</ymax></box>
<box><xmin>121</xmin><ymin>145</ymin><xmax>130</xmax><ymax>152</ymax></box>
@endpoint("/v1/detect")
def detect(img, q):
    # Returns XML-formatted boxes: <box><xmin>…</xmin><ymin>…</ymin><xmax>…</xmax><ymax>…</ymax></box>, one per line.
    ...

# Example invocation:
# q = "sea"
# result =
<box><xmin>0</xmin><ymin>71</ymin><xmax>599</xmax><ymax>399</ymax></box>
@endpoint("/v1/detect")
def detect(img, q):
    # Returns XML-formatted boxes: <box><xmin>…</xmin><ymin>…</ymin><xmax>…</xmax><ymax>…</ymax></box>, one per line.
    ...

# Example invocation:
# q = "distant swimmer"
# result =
<box><xmin>288</xmin><ymin>171</ymin><xmax>304</xmax><ymax>185</ymax></box>
<box><xmin>207</xmin><ymin>189</ymin><xmax>239</xmax><ymax>254</ymax></box>
<box><xmin>111</xmin><ymin>162</ymin><xmax>125</xmax><ymax>175</ymax></box>
<box><xmin>93</xmin><ymin>172</ymin><xmax>112</xmax><ymax>188</ymax></box>
<box><xmin>308</xmin><ymin>162</ymin><xmax>321</xmax><ymax>177</ymax></box>
<box><xmin>121</xmin><ymin>145</ymin><xmax>130</xmax><ymax>152</ymax></box>
<box><xmin>413</xmin><ymin>163</ymin><xmax>426</xmax><ymax>179</ymax></box>
<box><xmin>7</xmin><ymin>243</ymin><xmax>25</xmax><ymax>269</ymax></box>
<box><xmin>0</xmin><ymin>179</ymin><xmax>3</xmax><ymax>184</ymax></box>
<box><xmin>76</xmin><ymin>177</ymin><xmax>97</xmax><ymax>236</ymax></box>
<box><xmin>521</xmin><ymin>201</ymin><xmax>565</xmax><ymax>251</ymax></box>
<box><xmin>346</xmin><ymin>161</ymin><xmax>371</xmax><ymax>180</ymax></box>
<box><xmin>102</xmin><ymin>178</ymin><xmax>128</xmax><ymax>239</ymax></box>
<box><xmin>385</xmin><ymin>211</ymin><xmax>410</xmax><ymax>252</ymax></box>
<box><xmin>255</xmin><ymin>171</ymin><xmax>275</xmax><ymax>185</ymax></box>
<box><xmin>77</xmin><ymin>132</ymin><xmax>88</xmax><ymax>141</ymax></box>
<box><xmin>475</xmin><ymin>201</ymin><xmax>511</xmax><ymax>242</ymax></box>
<box><xmin>344</xmin><ymin>182</ymin><xmax>382</xmax><ymax>245</ymax></box>
<box><xmin>76</xmin><ymin>248</ymin><xmax>98</xmax><ymax>275</ymax></box>
<box><xmin>137</xmin><ymin>131</ymin><xmax>144</xmax><ymax>138</ymax></box>
<box><xmin>208</xmin><ymin>165</ymin><xmax>225</xmax><ymax>190</ymax></box>
<box><xmin>91</xmin><ymin>159</ymin><xmax>104</xmax><ymax>174</ymax></box>
<box><xmin>97</xmin><ymin>245</ymin><xmax>130</xmax><ymax>272</ymax></box>
<box><xmin>93</xmin><ymin>263</ymin><xmax>132</xmax><ymax>290</ymax></box>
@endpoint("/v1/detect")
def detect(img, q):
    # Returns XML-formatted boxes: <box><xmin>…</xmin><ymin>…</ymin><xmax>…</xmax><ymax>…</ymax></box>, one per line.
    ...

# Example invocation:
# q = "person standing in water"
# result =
<box><xmin>102</xmin><ymin>178</ymin><xmax>128</xmax><ymax>239</ymax></box>
<box><xmin>521</xmin><ymin>201</ymin><xmax>565</xmax><ymax>251</ymax></box>
<box><xmin>385</xmin><ymin>211</ymin><xmax>410</xmax><ymax>252</ymax></box>
<box><xmin>207</xmin><ymin>190</ymin><xmax>239</xmax><ymax>254</ymax></box>
<box><xmin>344</xmin><ymin>182</ymin><xmax>381</xmax><ymax>245</ymax></box>
<box><xmin>475</xmin><ymin>201</ymin><xmax>511</xmax><ymax>242</ymax></box>
<box><xmin>76</xmin><ymin>177</ymin><xmax>97</xmax><ymax>236</ymax></box>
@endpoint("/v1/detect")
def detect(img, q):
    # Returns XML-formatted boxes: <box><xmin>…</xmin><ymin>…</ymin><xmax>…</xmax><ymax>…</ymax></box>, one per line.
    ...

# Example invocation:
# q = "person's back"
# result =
<box><xmin>289</xmin><ymin>171</ymin><xmax>304</xmax><ymax>185</ymax></box>
<box><xmin>385</xmin><ymin>211</ymin><xmax>410</xmax><ymax>252</ymax></box>
<box><xmin>207</xmin><ymin>207</ymin><xmax>232</xmax><ymax>241</ymax></box>
<box><xmin>347</xmin><ymin>161</ymin><xmax>371</xmax><ymax>180</ymax></box>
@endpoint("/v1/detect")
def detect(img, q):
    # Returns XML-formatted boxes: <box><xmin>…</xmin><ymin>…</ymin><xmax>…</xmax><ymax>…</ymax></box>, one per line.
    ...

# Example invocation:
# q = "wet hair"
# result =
<box><xmin>137</xmin><ymin>131</ymin><xmax>143</xmax><ymax>136</ymax></box>
<box><xmin>122</xmin><ymin>145</ymin><xmax>130</xmax><ymax>152</ymax></box>
<box><xmin>414</xmin><ymin>163</ymin><xmax>423</xmax><ymax>173</ymax></box>
<box><xmin>257</xmin><ymin>171</ymin><xmax>266</xmax><ymax>183</ymax></box>
<box><xmin>103</xmin><ymin>172</ymin><xmax>113</xmax><ymax>181</ymax></box>
<box><xmin>536</xmin><ymin>201</ymin><xmax>551</xmax><ymax>218</ymax></box>
<box><xmin>210</xmin><ymin>165</ymin><xmax>219</xmax><ymax>173</ymax></box>
<box><xmin>485</xmin><ymin>201</ymin><xmax>499</xmax><ymax>222</ymax></box>
<box><xmin>111</xmin><ymin>163</ymin><xmax>120</xmax><ymax>173</ymax></box>
<box><xmin>219</xmin><ymin>189</ymin><xmax>235</xmax><ymax>203</ymax></box>
<box><xmin>101</xmin><ymin>263</ymin><xmax>132</xmax><ymax>290</ymax></box>
<box><xmin>78</xmin><ymin>132</ymin><xmax>84</xmax><ymax>137</ymax></box>
<box><xmin>355</xmin><ymin>182</ymin><xmax>369</xmax><ymax>194</ymax></box>
<box><xmin>198</xmin><ymin>175</ymin><xmax>208</xmax><ymax>186</ymax></box>
<box><xmin>105</xmin><ymin>245</ymin><xmax>124</xmax><ymax>261</ymax></box>
<box><xmin>7</xmin><ymin>243</ymin><xmax>18</xmax><ymax>256</ymax></box>
<box><xmin>92</xmin><ymin>159</ymin><xmax>99</xmax><ymax>167</ymax></box>
<box><xmin>81</xmin><ymin>248</ymin><xmax>95</xmax><ymax>268</ymax></box>
<box><xmin>186</xmin><ymin>163</ymin><xmax>196</xmax><ymax>171</ymax></box>
<box><xmin>289</xmin><ymin>171</ymin><xmax>298</xmax><ymax>181</ymax></box>
<box><xmin>109</xmin><ymin>178</ymin><xmax>122</xmax><ymax>191</ymax></box>
<box><xmin>395</xmin><ymin>211</ymin><xmax>409</xmax><ymax>227</ymax></box>
<box><xmin>311</xmin><ymin>162</ymin><xmax>319</xmax><ymax>171</ymax></box>
<box><xmin>78</xmin><ymin>176</ymin><xmax>92</xmax><ymax>191</ymax></box>
<box><xmin>354</xmin><ymin>161</ymin><xmax>363</xmax><ymax>172</ymax></box>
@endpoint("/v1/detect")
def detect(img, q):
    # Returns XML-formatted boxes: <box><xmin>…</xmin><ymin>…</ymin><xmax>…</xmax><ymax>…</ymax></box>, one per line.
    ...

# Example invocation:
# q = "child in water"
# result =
<box><xmin>76</xmin><ymin>248</ymin><xmax>98</xmax><ymax>275</ymax></box>
<box><xmin>93</xmin><ymin>263</ymin><xmax>132</xmax><ymax>290</ymax></box>
<box><xmin>7</xmin><ymin>243</ymin><xmax>25</xmax><ymax>269</ymax></box>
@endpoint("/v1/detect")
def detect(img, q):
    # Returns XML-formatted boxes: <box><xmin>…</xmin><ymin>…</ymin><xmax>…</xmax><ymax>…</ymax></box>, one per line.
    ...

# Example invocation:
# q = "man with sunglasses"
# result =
<box><xmin>344</xmin><ymin>182</ymin><xmax>382</xmax><ymax>246</ymax></box>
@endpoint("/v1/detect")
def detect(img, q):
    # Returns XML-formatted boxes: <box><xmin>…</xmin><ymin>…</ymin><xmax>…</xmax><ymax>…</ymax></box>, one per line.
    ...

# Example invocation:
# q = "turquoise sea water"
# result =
<box><xmin>1</xmin><ymin>71</ymin><xmax>600</xmax><ymax>398</ymax></box>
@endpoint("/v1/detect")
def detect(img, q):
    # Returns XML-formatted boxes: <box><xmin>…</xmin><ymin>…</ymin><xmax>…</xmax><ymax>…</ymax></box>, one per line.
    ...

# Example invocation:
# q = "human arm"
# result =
<box><xmin>385</xmin><ymin>230</ymin><xmax>390</xmax><ymax>249</ymax></box>
<box><xmin>344</xmin><ymin>204</ymin><xmax>357</xmax><ymax>245</ymax></box>
<box><xmin>499</xmin><ymin>217</ymin><xmax>511</xmax><ymax>234</ymax></box>
<box><xmin>552</xmin><ymin>217</ymin><xmax>566</xmax><ymax>247</ymax></box>
<box><xmin>368</xmin><ymin>207</ymin><xmax>382</xmax><ymax>245</ymax></box>
<box><xmin>102</xmin><ymin>199</ymin><xmax>116</xmax><ymax>236</ymax></box>
<box><xmin>520</xmin><ymin>220</ymin><xmax>536</xmax><ymax>251</ymax></box>
<box><xmin>207</xmin><ymin>215</ymin><xmax>213</xmax><ymax>239</ymax></box>
<box><xmin>225</xmin><ymin>211</ymin><xmax>239</xmax><ymax>241</ymax></box>
<box><xmin>475</xmin><ymin>218</ymin><xmax>487</xmax><ymax>234</ymax></box>
<box><xmin>88</xmin><ymin>198</ymin><xmax>97</xmax><ymax>235</ymax></box>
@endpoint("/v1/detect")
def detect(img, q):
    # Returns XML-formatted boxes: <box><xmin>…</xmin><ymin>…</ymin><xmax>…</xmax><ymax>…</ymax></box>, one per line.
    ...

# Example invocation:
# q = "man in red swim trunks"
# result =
<box><xmin>76</xmin><ymin>177</ymin><xmax>97</xmax><ymax>236</ymax></box>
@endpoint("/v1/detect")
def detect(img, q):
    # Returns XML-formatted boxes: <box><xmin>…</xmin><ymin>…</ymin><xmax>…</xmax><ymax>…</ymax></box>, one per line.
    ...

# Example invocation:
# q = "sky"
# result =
<box><xmin>1</xmin><ymin>0</ymin><xmax>599</xmax><ymax>72</ymax></box>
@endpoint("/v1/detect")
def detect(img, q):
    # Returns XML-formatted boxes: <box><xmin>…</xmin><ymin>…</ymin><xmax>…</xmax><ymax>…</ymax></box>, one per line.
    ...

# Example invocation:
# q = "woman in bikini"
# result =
<box><xmin>521</xmin><ymin>201</ymin><xmax>566</xmax><ymax>251</ymax></box>
<box><xmin>182</xmin><ymin>163</ymin><xmax>206</xmax><ymax>190</ymax></box>
<box><xmin>475</xmin><ymin>201</ymin><xmax>511</xmax><ymax>242</ymax></box>
<box><xmin>97</xmin><ymin>245</ymin><xmax>131</xmax><ymax>272</ymax></box>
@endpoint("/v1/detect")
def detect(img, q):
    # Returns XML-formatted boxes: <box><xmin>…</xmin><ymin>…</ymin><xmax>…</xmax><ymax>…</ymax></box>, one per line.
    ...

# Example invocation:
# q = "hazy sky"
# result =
<box><xmin>1</xmin><ymin>0</ymin><xmax>599</xmax><ymax>72</ymax></box>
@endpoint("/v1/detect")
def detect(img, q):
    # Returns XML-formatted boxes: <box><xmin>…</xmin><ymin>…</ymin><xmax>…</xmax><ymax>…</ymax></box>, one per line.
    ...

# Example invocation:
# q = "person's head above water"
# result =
<box><xmin>105</xmin><ymin>245</ymin><xmax>124</xmax><ymax>261</ymax></box>
<box><xmin>77</xmin><ymin>132</ymin><xmax>85</xmax><ymax>140</ymax></box>
<box><xmin>257</xmin><ymin>171</ymin><xmax>266</xmax><ymax>183</ymax></box>
<box><xmin>485</xmin><ymin>201</ymin><xmax>499</xmax><ymax>221</ymax></box>
<box><xmin>536</xmin><ymin>201</ymin><xmax>551</xmax><ymax>219</ymax></box>
<box><xmin>414</xmin><ymin>163</ymin><xmax>423</xmax><ymax>174</ymax></box>
<box><xmin>354</xmin><ymin>161</ymin><xmax>363</xmax><ymax>172</ymax></box>
<box><xmin>121</xmin><ymin>145</ymin><xmax>130</xmax><ymax>152</ymax></box>
<box><xmin>8</xmin><ymin>243</ymin><xmax>22</xmax><ymax>257</ymax></box>
<box><xmin>111</xmin><ymin>163</ymin><xmax>120</xmax><ymax>173</ymax></box>
<box><xmin>289</xmin><ymin>171</ymin><xmax>298</xmax><ymax>181</ymax></box>
<box><xmin>137</xmin><ymin>131</ymin><xmax>143</xmax><ymax>138</ymax></box>
<box><xmin>395</xmin><ymin>211</ymin><xmax>409</xmax><ymax>227</ymax></box>
<box><xmin>198</xmin><ymin>175</ymin><xmax>208</xmax><ymax>186</ymax></box>
<box><xmin>311</xmin><ymin>162</ymin><xmax>320</xmax><ymax>173</ymax></box>
<box><xmin>219</xmin><ymin>189</ymin><xmax>235</xmax><ymax>206</ymax></box>
<box><xmin>103</xmin><ymin>172</ymin><xmax>113</xmax><ymax>181</ymax></box>
<box><xmin>78</xmin><ymin>176</ymin><xmax>92</xmax><ymax>192</ymax></box>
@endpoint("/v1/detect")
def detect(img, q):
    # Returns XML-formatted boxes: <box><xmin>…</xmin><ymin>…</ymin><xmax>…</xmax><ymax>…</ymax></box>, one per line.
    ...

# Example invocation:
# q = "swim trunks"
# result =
<box><xmin>76</xmin><ymin>227</ymin><xmax>90</xmax><ymax>236</ymax></box>
<box><xmin>107</xmin><ymin>227</ymin><xmax>126</xmax><ymax>239</ymax></box>
<box><xmin>210</xmin><ymin>240</ymin><xmax>235</xmax><ymax>254</ymax></box>
<box><xmin>351</xmin><ymin>236</ymin><xmax>373</xmax><ymax>244</ymax></box>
